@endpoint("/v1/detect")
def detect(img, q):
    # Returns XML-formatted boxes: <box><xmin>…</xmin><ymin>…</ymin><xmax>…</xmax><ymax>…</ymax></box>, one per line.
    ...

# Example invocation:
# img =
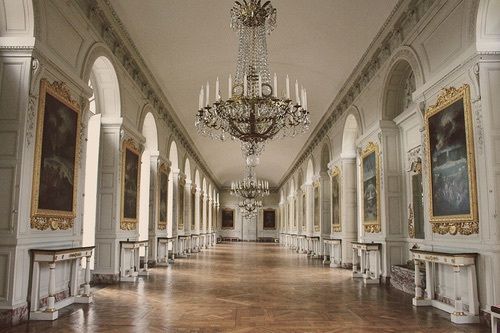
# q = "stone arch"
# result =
<box><xmin>306</xmin><ymin>158</ymin><xmax>315</xmax><ymax>184</ymax></box>
<box><xmin>342</xmin><ymin>113</ymin><xmax>360</xmax><ymax>158</ymax></box>
<box><xmin>138</xmin><ymin>112</ymin><xmax>159</xmax><ymax>253</ymax></box>
<box><xmin>476</xmin><ymin>0</ymin><xmax>500</xmax><ymax>52</ymax></box>
<box><xmin>0</xmin><ymin>0</ymin><xmax>34</xmax><ymax>39</ymax></box>
<box><xmin>381</xmin><ymin>46</ymin><xmax>424</xmax><ymax>121</ymax></box>
<box><xmin>168</xmin><ymin>140</ymin><xmax>179</xmax><ymax>171</ymax></box>
<box><xmin>184</xmin><ymin>157</ymin><xmax>192</xmax><ymax>182</ymax></box>
<box><xmin>81</xmin><ymin>46</ymin><xmax>122</xmax><ymax>119</ymax></box>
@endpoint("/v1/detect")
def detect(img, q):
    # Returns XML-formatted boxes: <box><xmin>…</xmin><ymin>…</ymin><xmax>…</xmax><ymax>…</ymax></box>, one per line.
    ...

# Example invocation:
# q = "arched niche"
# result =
<box><xmin>476</xmin><ymin>0</ymin><xmax>500</xmax><ymax>52</ymax></box>
<box><xmin>138</xmin><ymin>112</ymin><xmax>158</xmax><ymax>251</ymax></box>
<box><xmin>0</xmin><ymin>0</ymin><xmax>34</xmax><ymax>39</ymax></box>
<box><xmin>342</xmin><ymin>113</ymin><xmax>360</xmax><ymax>158</ymax></box>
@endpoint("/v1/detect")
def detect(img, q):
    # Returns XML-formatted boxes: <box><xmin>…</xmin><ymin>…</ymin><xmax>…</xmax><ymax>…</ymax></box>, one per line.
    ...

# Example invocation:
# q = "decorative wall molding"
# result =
<box><xmin>279</xmin><ymin>0</ymin><xmax>436</xmax><ymax>188</ymax></box>
<box><xmin>74</xmin><ymin>0</ymin><xmax>219</xmax><ymax>189</ymax></box>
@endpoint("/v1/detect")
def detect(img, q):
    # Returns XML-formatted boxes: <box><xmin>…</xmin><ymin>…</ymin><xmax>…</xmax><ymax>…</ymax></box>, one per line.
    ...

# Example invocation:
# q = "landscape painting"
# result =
<box><xmin>31</xmin><ymin>80</ymin><xmax>80</xmax><ymax>230</ymax></box>
<box><xmin>425</xmin><ymin>85</ymin><xmax>478</xmax><ymax>234</ymax></box>
<box><xmin>331</xmin><ymin>168</ymin><xmax>340</xmax><ymax>231</ymax></box>
<box><xmin>159</xmin><ymin>166</ymin><xmax>168</xmax><ymax>224</ymax></box>
<box><xmin>361</xmin><ymin>143</ymin><xmax>380</xmax><ymax>232</ymax></box>
<box><xmin>122</xmin><ymin>143</ymin><xmax>140</xmax><ymax>224</ymax></box>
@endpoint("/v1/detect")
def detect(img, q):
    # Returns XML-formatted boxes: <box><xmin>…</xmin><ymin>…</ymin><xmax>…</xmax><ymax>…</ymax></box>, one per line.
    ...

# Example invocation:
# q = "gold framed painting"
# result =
<box><xmin>221</xmin><ymin>208</ymin><xmax>234</xmax><ymax>229</ymax></box>
<box><xmin>313</xmin><ymin>181</ymin><xmax>320</xmax><ymax>232</ymax></box>
<box><xmin>330</xmin><ymin>166</ymin><xmax>341</xmax><ymax>233</ymax></box>
<box><xmin>361</xmin><ymin>142</ymin><xmax>381</xmax><ymax>233</ymax></box>
<box><xmin>301</xmin><ymin>192</ymin><xmax>306</xmax><ymax>231</ymax></box>
<box><xmin>424</xmin><ymin>84</ymin><xmax>478</xmax><ymax>235</ymax></box>
<box><xmin>158</xmin><ymin>163</ymin><xmax>169</xmax><ymax>230</ymax></box>
<box><xmin>121</xmin><ymin>139</ymin><xmax>141</xmax><ymax>230</ymax></box>
<box><xmin>191</xmin><ymin>186</ymin><xmax>196</xmax><ymax>230</ymax></box>
<box><xmin>177</xmin><ymin>175</ymin><xmax>186</xmax><ymax>230</ymax></box>
<box><xmin>31</xmin><ymin>80</ymin><xmax>81</xmax><ymax>231</ymax></box>
<box><xmin>263</xmin><ymin>209</ymin><xmax>276</xmax><ymax>230</ymax></box>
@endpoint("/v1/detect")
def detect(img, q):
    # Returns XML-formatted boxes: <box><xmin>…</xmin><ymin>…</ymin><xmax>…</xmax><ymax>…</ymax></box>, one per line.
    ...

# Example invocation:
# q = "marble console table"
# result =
<box><xmin>352</xmin><ymin>242</ymin><xmax>381</xmax><ymax>285</ymax></box>
<box><xmin>177</xmin><ymin>235</ymin><xmax>190</xmax><ymax>257</ymax></box>
<box><xmin>157</xmin><ymin>237</ymin><xmax>176</xmax><ymax>265</ymax></box>
<box><xmin>410</xmin><ymin>249</ymin><xmax>479</xmax><ymax>324</ymax></box>
<box><xmin>491</xmin><ymin>305</ymin><xmax>499</xmax><ymax>333</ymax></box>
<box><xmin>307</xmin><ymin>236</ymin><xmax>321</xmax><ymax>257</ymax></box>
<box><xmin>191</xmin><ymin>234</ymin><xmax>200</xmax><ymax>252</ymax></box>
<box><xmin>119</xmin><ymin>240</ymin><xmax>149</xmax><ymax>282</ymax></box>
<box><xmin>323</xmin><ymin>238</ymin><xmax>342</xmax><ymax>267</ymax></box>
<box><xmin>296</xmin><ymin>235</ymin><xmax>306</xmax><ymax>253</ymax></box>
<box><xmin>30</xmin><ymin>246</ymin><xmax>94</xmax><ymax>320</ymax></box>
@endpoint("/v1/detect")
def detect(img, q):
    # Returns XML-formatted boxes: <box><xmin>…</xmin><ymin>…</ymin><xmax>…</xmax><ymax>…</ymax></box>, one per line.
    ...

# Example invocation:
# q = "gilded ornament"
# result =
<box><xmin>424</xmin><ymin>85</ymin><xmax>478</xmax><ymax>236</ymax></box>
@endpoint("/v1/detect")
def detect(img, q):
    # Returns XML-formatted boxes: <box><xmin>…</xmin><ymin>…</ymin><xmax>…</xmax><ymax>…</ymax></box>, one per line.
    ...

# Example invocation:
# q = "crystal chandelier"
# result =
<box><xmin>195</xmin><ymin>0</ymin><xmax>310</xmax><ymax>156</ymax></box>
<box><xmin>230</xmin><ymin>166</ymin><xmax>270</xmax><ymax>199</ymax></box>
<box><xmin>240</xmin><ymin>198</ymin><xmax>262</xmax><ymax>219</ymax></box>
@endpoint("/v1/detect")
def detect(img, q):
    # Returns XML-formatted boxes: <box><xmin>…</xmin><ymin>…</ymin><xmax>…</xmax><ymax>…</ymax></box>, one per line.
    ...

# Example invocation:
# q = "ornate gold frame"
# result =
<box><xmin>424</xmin><ymin>84</ymin><xmax>478</xmax><ymax>235</ymax></box>
<box><xmin>177</xmin><ymin>174</ymin><xmax>186</xmax><ymax>230</ymax></box>
<box><xmin>158</xmin><ymin>163</ymin><xmax>170</xmax><ymax>230</ymax></box>
<box><xmin>120</xmin><ymin>139</ymin><xmax>141</xmax><ymax>230</ymax></box>
<box><xmin>301</xmin><ymin>192</ymin><xmax>306</xmax><ymax>231</ymax></box>
<box><xmin>31</xmin><ymin>80</ymin><xmax>81</xmax><ymax>231</ymax></box>
<box><xmin>263</xmin><ymin>208</ymin><xmax>276</xmax><ymax>230</ymax></box>
<box><xmin>221</xmin><ymin>208</ymin><xmax>235</xmax><ymax>229</ymax></box>
<box><xmin>191</xmin><ymin>185</ymin><xmax>196</xmax><ymax>230</ymax></box>
<box><xmin>361</xmin><ymin>142</ymin><xmax>381</xmax><ymax>233</ymax></box>
<box><xmin>313</xmin><ymin>180</ymin><xmax>321</xmax><ymax>232</ymax></box>
<box><xmin>330</xmin><ymin>166</ymin><xmax>341</xmax><ymax>233</ymax></box>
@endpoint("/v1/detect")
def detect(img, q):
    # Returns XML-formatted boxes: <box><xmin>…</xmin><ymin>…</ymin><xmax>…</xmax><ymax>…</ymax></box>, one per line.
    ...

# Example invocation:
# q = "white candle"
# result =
<box><xmin>200</xmin><ymin>86</ymin><xmax>204</xmax><ymax>109</ymax></box>
<box><xmin>205</xmin><ymin>81</ymin><xmax>210</xmax><ymax>106</ymax></box>
<box><xmin>301</xmin><ymin>87</ymin><xmax>305</xmax><ymax>107</ymax></box>
<box><xmin>199</xmin><ymin>87</ymin><xmax>203</xmax><ymax>109</ymax></box>
<box><xmin>243</xmin><ymin>74</ymin><xmax>248</xmax><ymax>96</ymax></box>
<box><xmin>304</xmin><ymin>89</ymin><xmax>308</xmax><ymax>110</ymax></box>
<box><xmin>228</xmin><ymin>74</ymin><xmax>232</xmax><ymax>98</ymax></box>
<box><xmin>215</xmin><ymin>77</ymin><xmax>220</xmax><ymax>101</ymax></box>
<box><xmin>273</xmin><ymin>73</ymin><xmax>277</xmax><ymax>98</ymax></box>
<box><xmin>258</xmin><ymin>74</ymin><xmax>262</xmax><ymax>97</ymax></box>
<box><xmin>285</xmin><ymin>75</ymin><xmax>290</xmax><ymax>99</ymax></box>
<box><xmin>295</xmin><ymin>80</ymin><xmax>300</xmax><ymax>105</ymax></box>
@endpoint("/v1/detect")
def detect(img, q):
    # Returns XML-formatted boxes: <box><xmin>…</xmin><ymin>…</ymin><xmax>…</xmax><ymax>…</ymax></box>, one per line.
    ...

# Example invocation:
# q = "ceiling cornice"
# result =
<box><xmin>80</xmin><ymin>0</ymin><xmax>220</xmax><ymax>190</ymax></box>
<box><xmin>277</xmin><ymin>0</ymin><xmax>437</xmax><ymax>188</ymax></box>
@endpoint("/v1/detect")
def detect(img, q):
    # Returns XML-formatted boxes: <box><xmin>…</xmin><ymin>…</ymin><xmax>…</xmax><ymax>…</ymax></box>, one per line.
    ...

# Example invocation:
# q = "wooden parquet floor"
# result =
<box><xmin>2</xmin><ymin>243</ymin><xmax>489</xmax><ymax>332</ymax></box>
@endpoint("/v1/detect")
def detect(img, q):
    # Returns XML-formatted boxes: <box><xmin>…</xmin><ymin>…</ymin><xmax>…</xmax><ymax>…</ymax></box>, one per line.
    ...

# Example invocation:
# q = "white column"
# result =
<box><xmin>47</xmin><ymin>263</ymin><xmax>56</xmax><ymax>312</ymax></box>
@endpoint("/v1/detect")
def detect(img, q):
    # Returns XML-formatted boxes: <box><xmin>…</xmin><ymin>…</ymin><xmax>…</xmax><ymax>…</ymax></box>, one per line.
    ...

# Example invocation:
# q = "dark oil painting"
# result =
<box><xmin>263</xmin><ymin>209</ymin><xmax>276</xmax><ymax>229</ymax></box>
<box><xmin>222</xmin><ymin>209</ymin><xmax>234</xmax><ymax>229</ymax></box>
<box><xmin>159</xmin><ymin>170</ymin><xmax>168</xmax><ymax>222</ymax></box>
<box><xmin>38</xmin><ymin>93</ymin><xmax>78</xmax><ymax>212</ymax></box>
<box><xmin>191</xmin><ymin>190</ymin><xmax>196</xmax><ymax>228</ymax></box>
<box><xmin>123</xmin><ymin>148</ymin><xmax>139</xmax><ymax>219</ymax></box>
<box><xmin>428</xmin><ymin>98</ymin><xmax>470</xmax><ymax>216</ymax></box>
<box><xmin>363</xmin><ymin>151</ymin><xmax>377</xmax><ymax>222</ymax></box>
<box><xmin>331</xmin><ymin>174</ymin><xmax>340</xmax><ymax>226</ymax></box>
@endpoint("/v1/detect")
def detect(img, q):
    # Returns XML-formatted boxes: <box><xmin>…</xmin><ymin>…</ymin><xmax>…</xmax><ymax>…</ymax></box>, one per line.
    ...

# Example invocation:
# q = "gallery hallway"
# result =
<box><xmin>1</xmin><ymin>243</ymin><xmax>488</xmax><ymax>333</ymax></box>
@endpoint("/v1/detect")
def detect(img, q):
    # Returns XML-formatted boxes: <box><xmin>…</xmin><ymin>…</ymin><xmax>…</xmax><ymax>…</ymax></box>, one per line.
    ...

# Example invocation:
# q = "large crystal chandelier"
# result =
<box><xmin>240</xmin><ymin>198</ymin><xmax>262</xmax><ymax>219</ymax></box>
<box><xmin>195</xmin><ymin>0</ymin><xmax>310</xmax><ymax>156</ymax></box>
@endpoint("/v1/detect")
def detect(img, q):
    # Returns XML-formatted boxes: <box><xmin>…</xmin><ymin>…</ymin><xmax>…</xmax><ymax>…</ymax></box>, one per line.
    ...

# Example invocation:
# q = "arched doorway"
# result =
<box><xmin>82</xmin><ymin>56</ymin><xmax>121</xmax><ymax>270</ymax></box>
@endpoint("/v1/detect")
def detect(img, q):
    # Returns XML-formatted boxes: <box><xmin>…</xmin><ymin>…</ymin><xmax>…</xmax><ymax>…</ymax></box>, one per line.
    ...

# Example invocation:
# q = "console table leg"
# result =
<box><xmin>47</xmin><ymin>262</ymin><xmax>56</xmax><ymax>313</ymax></box>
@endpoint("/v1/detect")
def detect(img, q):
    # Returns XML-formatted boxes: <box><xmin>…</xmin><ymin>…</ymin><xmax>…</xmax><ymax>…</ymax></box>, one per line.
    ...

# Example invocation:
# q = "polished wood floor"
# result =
<box><xmin>3</xmin><ymin>243</ymin><xmax>489</xmax><ymax>332</ymax></box>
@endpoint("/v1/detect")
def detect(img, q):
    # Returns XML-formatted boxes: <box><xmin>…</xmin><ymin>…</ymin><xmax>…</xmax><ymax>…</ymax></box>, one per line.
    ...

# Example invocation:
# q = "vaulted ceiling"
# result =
<box><xmin>109</xmin><ymin>0</ymin><xmax>398</xmax><ymax>187</ymax></box>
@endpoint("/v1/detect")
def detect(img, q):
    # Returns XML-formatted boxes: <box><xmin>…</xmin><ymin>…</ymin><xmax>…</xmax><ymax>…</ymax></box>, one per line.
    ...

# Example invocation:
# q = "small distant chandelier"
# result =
<box><xmin>195</xmin><ymin>0</ymin><xmax>310</xmax><ymax>156</ymax></box>
<box><xmin>239</xmin><ymin>198</ymin><xmax>262</xmax><ymax>219</ymax></box>
<box><xmin>230</xmin><ymin>166</ymin><xmax>269</xmax><ymax>199</ymax></box>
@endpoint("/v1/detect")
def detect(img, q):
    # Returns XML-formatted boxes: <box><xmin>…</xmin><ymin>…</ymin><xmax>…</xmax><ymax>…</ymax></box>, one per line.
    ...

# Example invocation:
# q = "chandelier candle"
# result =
<box><xmin>195</xmin><ymin>0</ymin><xmax>310</xmax><ymax>156</ymax></box>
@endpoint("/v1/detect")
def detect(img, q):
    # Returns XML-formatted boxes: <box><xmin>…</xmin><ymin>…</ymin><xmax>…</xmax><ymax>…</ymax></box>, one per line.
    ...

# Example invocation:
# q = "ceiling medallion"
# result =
<box><xmin>195</xmin><ymin>0</ymin><xmax>310</xmax><ymax>157</ymax></box>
